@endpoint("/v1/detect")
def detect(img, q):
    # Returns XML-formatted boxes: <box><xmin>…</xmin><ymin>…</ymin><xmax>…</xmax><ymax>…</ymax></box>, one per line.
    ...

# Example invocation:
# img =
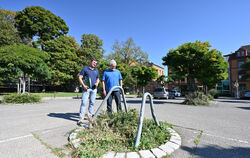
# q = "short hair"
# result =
<box><xmin>109</xmin><ymin>59</ymin><xmax>117</xmax><ymax>65</ymax></box>
<box><xmin>91</xmin><ymin>59</ymin><xmax>97</xmax><ymax>62</ymax></box>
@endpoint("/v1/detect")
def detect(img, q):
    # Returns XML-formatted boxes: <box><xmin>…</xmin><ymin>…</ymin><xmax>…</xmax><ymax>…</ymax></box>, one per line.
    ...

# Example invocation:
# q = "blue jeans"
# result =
<box><xmin>107</xmin><ymin>91</ymin><xmax>122</xmax><ymax>115</ymax></box>
<box><xmin>79</xmin><ymin>88</ymin><xmax>97</xmax><ymax>119</ymax></box>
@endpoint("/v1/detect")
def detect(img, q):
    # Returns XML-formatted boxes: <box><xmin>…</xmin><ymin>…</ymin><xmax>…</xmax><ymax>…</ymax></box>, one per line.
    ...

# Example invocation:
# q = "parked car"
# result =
<box><xmin>172</xmin><ymin>90</ymin><xmax>181</xmax><ymax>97</ymax></box>
<box><xmin>240</xmin><ymin>90</ymin><xmax>250</xmax><ymax>99</ymax></box>
<box><xmin>153</xmin><ymin>88</ymin><xmax>175</xmax><ymax>99</ymax></box>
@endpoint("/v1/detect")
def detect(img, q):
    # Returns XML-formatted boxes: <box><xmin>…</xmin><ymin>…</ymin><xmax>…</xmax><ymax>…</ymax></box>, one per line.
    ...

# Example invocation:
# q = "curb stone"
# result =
<box><xmin>68</xmin><ymin>127</ymin><xmax>181</xmax><ymax>158</ymax></box>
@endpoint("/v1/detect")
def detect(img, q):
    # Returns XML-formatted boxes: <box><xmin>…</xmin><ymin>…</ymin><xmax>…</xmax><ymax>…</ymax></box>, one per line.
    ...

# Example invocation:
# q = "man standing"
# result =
<box><xmin>78</xmin><ymin>59</ymin><xmax>99</xmax><ymax>125</ymax></box>
<box><xmin>102</xmin><ymin>60</ymin><xmax>123</xmax><ymax>115</ymax></box>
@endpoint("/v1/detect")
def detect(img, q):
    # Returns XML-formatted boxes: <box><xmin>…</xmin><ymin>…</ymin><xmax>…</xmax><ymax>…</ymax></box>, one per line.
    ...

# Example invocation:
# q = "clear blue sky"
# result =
<box><xmin>1</xmin><ymin>0</ymin><xmax>250</xmax><ymax>73</ymax></box>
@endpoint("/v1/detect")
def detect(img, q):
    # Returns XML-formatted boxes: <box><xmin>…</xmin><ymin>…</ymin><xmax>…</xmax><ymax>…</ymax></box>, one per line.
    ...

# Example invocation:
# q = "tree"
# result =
<box><xmin>107</xmin><ymin>37</ymin><xmax>148</xmax><ymax>65</ymax></box>
<box><xmin>116</xmin><ymin>63</ymin><xmax>136</xmax><ymax>88</ymax></box>
<box><xmin>132</xmin><ymin>65</ymin><xmax>158</xmax><ymax>93</ymax></box>
<box><xmin>241</xmin><ymin>59</ymin><xmax>250</xmax><ymax>80</ymax></box>
<box><xmin>0</xmin><ymin>9</ymin><xmax>20</xmax><ymax>47</ymax></box>
<box><xmin>0</xmin><ymin>44</ymin><xmax>51</xmax><ymax>93</ymax></box>
<box><xmin>43</xmin><ymin>36</ymin><xmax>80</xmax><ymax>87</ymax></box>
<box><xmin>162</xmin><ymin>41</ymin><xmax>228</xmax><ymax>92</ymax></box>
<box><xmin>77</xmin><ymin>34</ymin><xmax>104</xmax><ymax>67</ymax></box>
<box><xmin>156</xmin><ymin>75</ymin><xmax>174</xmax><ymax>87</ymax></box>
<box><xmin>15</xmin><ymin>6</ymin><xmax>69</xmax><ymax>48</ymax></box>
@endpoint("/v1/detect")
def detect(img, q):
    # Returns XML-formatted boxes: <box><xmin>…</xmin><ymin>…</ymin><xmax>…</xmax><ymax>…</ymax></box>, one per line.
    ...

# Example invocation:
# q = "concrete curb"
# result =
<box><xmin>68</xmin><ymin>127</ymin><xmax>181</xmax><ymax>158</ymax></box>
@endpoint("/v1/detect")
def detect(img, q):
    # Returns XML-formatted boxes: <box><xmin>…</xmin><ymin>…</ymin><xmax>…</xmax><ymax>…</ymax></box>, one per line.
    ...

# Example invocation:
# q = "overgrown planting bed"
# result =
<box><xmin>69</xmin><ymin>109</ymin><xmax>172</xmax><ymax>158</ymax></box>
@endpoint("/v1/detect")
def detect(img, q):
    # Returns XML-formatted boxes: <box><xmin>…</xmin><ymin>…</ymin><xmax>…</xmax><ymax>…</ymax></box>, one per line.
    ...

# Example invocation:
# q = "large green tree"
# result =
<box><xmin>156</xmin><ymin>75</ymin><xmax>174</xmax><ymax>87</ymax></box>
<box><xmin>107</xmin><ymin>37</ymin><xmax>148</xmax><ymax>65</ymax></box>
<box><xmin>77</xmin><ymin>34</ymin><xmax>104</xmax><ymax>67</ymax></box>
<box><xmin>43</xmin><ymin>36</ymin><xmax>80</xmax><ymax>86</ymax></box>
<box><xmin>162</xmin><ymin>41</ymin><xmax>228</xmax><ymax>92</ymax></box>
<box><xmin>0</xmin><ymin>44</ymin><xmax>51</xmax><ymax>92</ymax></box>
<box><xmin>132</xmin><ymin>65</ymin><xmax>158</xmax><ymax>93</ymax></box>
<box><xmin>15</xmin><ymin>6</ymin><xmax>68</xmax><ymax>48</ymax></box>
<box><xmin>0</xmin><ymin>9</ymin><xmax>20</xmax><ymax>47</ymax></box>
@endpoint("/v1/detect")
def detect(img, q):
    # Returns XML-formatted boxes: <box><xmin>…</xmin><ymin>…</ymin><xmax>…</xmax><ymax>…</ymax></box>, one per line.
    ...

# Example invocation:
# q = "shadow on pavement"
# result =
<box><xmin>47</xmin><ymin>112</ymin><xmax>79</xmax><ymax>122</ymax></box>
<box><xmin>215</xmin><ymin>100</ymin><xmax>250</xmax><ymax>104</ymax></box>
<box><xmin>237</xmin><ymin>107</ymin><xmax>250</xmax><ymax>110</ymax></box>
<box><xmin>182</xmin><ymin>145</ymin><xmax>250</xmax><ymax>158</ymax></box>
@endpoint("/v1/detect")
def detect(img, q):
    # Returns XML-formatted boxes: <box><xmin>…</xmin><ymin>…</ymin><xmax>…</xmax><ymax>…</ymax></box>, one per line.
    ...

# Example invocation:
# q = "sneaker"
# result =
<box><xmin>77</xmin><ymin>118</ymin><xmax>84</xmax><ymax>125</ymax></box>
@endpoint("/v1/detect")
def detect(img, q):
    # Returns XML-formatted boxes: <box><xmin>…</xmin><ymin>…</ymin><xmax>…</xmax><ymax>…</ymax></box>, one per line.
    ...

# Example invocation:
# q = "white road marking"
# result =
<box><xmin>203</xmin><ymin>132</ymin><xmax>249</xmax><ymax>144</ymax></box>
<box><xmin>0</xmin><ymin>134</ymin><xmax>33</xmax><ymax>143</ymax></box>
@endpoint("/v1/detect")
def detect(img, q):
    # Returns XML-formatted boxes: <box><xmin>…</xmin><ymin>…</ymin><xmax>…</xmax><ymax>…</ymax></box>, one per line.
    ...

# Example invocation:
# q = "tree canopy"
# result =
<box><xmin>43</xmin><ymin>36</ymin><xmax>80</xmax><ymax>86</ymax></box>
<box><xmin>15</xmin><ymin>6</ymin><xmax>69</xmax><ymax>47</ymax></box>
<box><xmin>0</xmin><ymin>9</ymin><xmax>20</xmax><ymax>47</ymax></box>
<box><xmin>77</xmin><ymin>34</ymin><xmax>104</xmax><ymax>67</ymax></box>
<box><xmin>107</xmin><ymin>37</ymin><xmax>148</xmax><ymax>65</ymax></box>
<box><xmin>0</xmin><ymin>44</ymin><xmax>51</xmax><ymax>84</ymax></box>
<box><xmin>162</xmin><ymin>41</ymin><xmax>228</xmax><ymax>91</ymax></box>
<box><xmin>132</xmin><ymin>65</ymin><xmax>158</xmax><ymax>92</ymax></box>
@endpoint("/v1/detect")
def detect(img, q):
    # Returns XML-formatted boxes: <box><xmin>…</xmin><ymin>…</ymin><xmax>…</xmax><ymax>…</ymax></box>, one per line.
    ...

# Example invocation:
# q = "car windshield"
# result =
<box><xmin>154</xmin><ymin>88</ymin><xmax>164</xmax><ymax>92</ymax></box>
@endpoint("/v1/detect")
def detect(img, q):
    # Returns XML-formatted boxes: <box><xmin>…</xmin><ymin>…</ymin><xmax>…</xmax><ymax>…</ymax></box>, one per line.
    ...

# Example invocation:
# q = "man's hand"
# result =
<box><xmin>83</xmin><ymin>85</ymin><xmax>89</xmax><ymax>90</ymax></box>
<box><xmin>103</xmin><ymin>90</ymin><xmax>106</xmax><ymax>96</ymax></box>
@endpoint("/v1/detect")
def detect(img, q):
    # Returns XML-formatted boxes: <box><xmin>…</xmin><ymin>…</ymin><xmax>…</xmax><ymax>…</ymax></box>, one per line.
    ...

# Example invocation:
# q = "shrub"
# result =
<box><xmin>183</xmin><ymin>92</ymin><xmax>210</xmax><ymax>106</ymax></box>
<box><xmin>208</xmin><ymin>89</ymin><xmax>219</xmax><ymax>99</ymax></box>
<box><xmin>71</xmin><ymin>109</ymin><xmax>171</xmax><ymax>158</ymax></box>
<box><xmin>3</xmin><ymin>93</ymin><xmax>41</xmax><ymax>104</ymax></box>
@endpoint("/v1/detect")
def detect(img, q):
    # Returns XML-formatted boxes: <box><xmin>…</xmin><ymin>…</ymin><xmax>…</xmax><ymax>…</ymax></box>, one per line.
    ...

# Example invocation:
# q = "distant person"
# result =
<box><xmin>78</xmin><ymin>59</ymin><xmax>99</xmax><ymax>125</ymax></box>
<box><xmin>102</xmin><ymin>60</ymin><xmax>123</xmax><ymax>115</ymax></box>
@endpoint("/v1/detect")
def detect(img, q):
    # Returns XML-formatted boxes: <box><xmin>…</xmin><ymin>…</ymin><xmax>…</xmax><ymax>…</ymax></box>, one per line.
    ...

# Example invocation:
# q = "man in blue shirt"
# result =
<box><xmin>102</xmin><ymin>60</ymin><xmax>123</xmax><ymax>115</ymax></box>
<box><xmin>78</xmin><ymin>59</ymin><xmax>99</xmax><ymax>125</ymax></box>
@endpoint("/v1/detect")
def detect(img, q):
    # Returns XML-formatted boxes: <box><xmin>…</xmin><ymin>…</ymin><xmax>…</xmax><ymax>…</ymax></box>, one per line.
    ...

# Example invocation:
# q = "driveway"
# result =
<box><xmin>0</xmin><ymin>97</ymin><xmax>249</xmax><ymax>158</ymax></box>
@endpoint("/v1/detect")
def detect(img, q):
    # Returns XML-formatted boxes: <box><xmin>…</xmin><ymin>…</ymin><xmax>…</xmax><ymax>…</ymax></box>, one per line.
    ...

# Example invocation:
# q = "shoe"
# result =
<box><xmin>77</xmin><ymin>118</ymin><xmax>84</xmax><ymax>125</ymax></box>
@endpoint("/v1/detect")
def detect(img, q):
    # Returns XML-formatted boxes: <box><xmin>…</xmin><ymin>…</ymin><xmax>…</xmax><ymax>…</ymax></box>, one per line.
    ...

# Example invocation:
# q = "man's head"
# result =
<box><xmin>109</xmin><ymin>59</ymin><xmax>116</xmax><ymax>70</ymax></box>
<box><xmin>90</xmin><ymin>59</ymin><xmax>97</xmax><ymax>68</ymax></box>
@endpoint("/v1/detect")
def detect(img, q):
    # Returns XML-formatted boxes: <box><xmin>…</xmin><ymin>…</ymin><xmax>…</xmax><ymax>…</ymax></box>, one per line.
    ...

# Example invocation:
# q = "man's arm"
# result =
<box><xmin>95</xmin><ymin>78</ymin><xmax>99</xmax><ymax>86</ymax></box>
<box><xmin>79</xmin><ymin>75</ymin><xmax>88</xmax><ymax>90</ymax></box>
<box><xmin>119</xmin><ymin>80</ymin><xmax>123</xmax><ymax>88</ymax></box>
<box><xmin>102</xmin><ymin>80</ymin><xmax>106</xmax><ymax>96</ymax></box>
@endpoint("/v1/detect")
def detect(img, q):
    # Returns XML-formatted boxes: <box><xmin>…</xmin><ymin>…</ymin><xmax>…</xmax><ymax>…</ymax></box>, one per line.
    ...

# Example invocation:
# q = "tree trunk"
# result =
<box><xmin>187</xmin><ymin>76</ymin><xmax>196</xmax><ymax>93</ymax></box>
<box><xmin>22</xmin><ymin>74</ymin><xmax>26</xmax><ymax>94</ymax></box>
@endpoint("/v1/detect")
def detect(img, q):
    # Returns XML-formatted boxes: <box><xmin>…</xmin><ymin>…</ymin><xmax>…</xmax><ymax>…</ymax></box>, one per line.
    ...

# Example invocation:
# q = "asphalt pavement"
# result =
<box><xmin>0</xmin><ymin>96</ymin><xmax>250</xmax><ymax>158</ymax></box>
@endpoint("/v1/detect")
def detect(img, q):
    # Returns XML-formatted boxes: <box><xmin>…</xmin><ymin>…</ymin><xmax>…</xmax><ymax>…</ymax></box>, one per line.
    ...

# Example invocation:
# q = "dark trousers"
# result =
<box><xmin>107</xmin><ymin>91</ymin><xmax>122</xmax><ymax>115</ymax></box>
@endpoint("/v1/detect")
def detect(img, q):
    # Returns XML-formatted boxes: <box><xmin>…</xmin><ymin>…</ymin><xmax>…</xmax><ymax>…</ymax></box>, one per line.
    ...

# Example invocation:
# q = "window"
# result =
<box><xmin>239</xmin><ymin>84</ymin><xmax>246</xmax><ymax>91</ymax></box>
<box><xmin>238</xmin><ymin>61</ymin><xmax>245</xmax><ymax>68</ymax></box>
<box><xmin>237</xmin><ymin>52</ymin><xmax>241</xmax><ymax>56</ymax></box>
<box><xmin>238</xmin><ymin>73</ymin><xmax>245</xmax><ymax>80</ymax></box>
<box><xmin>241</xmin><ymin>51</ymin><xmax>245</xmax><ymax>56</ymax></box>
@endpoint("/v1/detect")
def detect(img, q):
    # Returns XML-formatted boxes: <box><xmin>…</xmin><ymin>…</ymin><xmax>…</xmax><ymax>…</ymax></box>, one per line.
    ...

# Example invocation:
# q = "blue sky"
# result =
<box><xmin>1</xmin><ymin>0</ymin><xmax>250</xmax><ymax>73</ymax></box>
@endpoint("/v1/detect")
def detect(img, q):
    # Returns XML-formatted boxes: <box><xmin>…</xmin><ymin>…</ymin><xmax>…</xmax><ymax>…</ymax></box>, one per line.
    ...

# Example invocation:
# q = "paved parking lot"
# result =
<box><xmin>0</xmin><ymin>97</ymin><xmax>250</xmax><ymax>158</ymax></box>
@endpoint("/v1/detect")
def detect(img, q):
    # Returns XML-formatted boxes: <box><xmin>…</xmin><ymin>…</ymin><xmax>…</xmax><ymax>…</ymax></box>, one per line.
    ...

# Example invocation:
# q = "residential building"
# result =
<box><xmin>224</xmin><ymin>45</ymin><xmax>250</xmax><ymax>96</ymax></box>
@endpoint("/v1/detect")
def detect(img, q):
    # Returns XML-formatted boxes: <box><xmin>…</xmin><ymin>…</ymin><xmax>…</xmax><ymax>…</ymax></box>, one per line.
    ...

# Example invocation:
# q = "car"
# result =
<box><xmin>240</xmin><ymin>90</ymin><xmax>250</xmax><ymax>99</ymax></box>
<box><xmin>172</xmin><ymin>90</ymin><xmax>181</xmax><ymax>97</ymax></box>
<box><xmin>153</xmin><ymin>88</ymin><xmax>175</xmax><ymax>99</ymax></box>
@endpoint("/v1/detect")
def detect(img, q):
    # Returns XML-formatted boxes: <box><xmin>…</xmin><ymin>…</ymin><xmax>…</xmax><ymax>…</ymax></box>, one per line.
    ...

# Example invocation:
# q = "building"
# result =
<box><xmin>224</xmin><ymin>45</ymin><xmax>250</xmax><ymax>96</ymax></box>
<box><xmin>145</xmin><ymin>62</ymin><xmax>165</xmax><ymax>93</ymax></box>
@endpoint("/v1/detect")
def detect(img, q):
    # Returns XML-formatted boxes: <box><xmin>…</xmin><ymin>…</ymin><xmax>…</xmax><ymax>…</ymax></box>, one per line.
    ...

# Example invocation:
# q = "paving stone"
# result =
<box><xmin>114</xmin><ymin>152</ymin><xmax>126</xmax><ymax>158</ymax></box>
<box><xmin>72</xmin><ymin>138</ymin><xmax>81</xmax><ymax>148</ymax></box>
<box><xmin>166</xmin><ymin>141</ymin><xmax>179</xmax><ymax>150</ymax></box>
<box><xmin>126</xmin><ymin>152</ymin><xmax>140</xmax><ymax>158</ymax></box>
<box><xmin>69</xmin><ymin>132</ymin><xmax>77</xmax><ymax>140</ymax></box>
<box><xmin>170</xmin><ymin>137</ymin><xmax>181</xmax><ymax>145</ymax></box>
<box><xmin>151</xmin><ymin>148</ymin><xmax>166</xmax><ymax>158</ymax></box>
<box><xmin>159</xmin><ymin>144</ymin><xmax>175</xmax><ymax>155</ymax></box>
<box><xmin>139</xmin><ymin>150</ymin><xmax>155</xmax><ymax>158</ymax></box>
<box><xmin>102</xmin><ymin>151</ymin><xmax>116</xmax><ymax>158</ymax></box>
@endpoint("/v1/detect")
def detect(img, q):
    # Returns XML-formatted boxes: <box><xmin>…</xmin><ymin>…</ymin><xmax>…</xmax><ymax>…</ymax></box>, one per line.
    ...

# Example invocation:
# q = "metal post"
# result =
<box><xmin>135</xmin><ymin>92</ymin><xmax>159</xmax><ymax>148</ymax></box>
<box><xmin>93</xmin><ymin>86</ymin><xmax>127</xmax><ymax>120</ymax></box>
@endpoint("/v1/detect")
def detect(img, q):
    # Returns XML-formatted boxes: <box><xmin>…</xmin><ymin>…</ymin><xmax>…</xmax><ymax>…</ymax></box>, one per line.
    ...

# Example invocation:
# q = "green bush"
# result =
<box><xmin>207</xmin><ymin>94</ymin><xmax>214</xmax><ymax>100</ymax></box>
<box><xmin>71</xmin><ymin>109</ymin><xmax>171</xmax><ymax>158</ymax></box>
<box><xmin>183</xmin><ymin>92</ymin><xmax>210</xmax><ymax>106</ymax></box>
<box><xmin>3</xmin><ymin>93</ymin><xmax>41</xmax><ymax>104</ymax></box>
<box><xmin>208</xmin><ymin>89</ymin><xmax>219</xmax><ymax>99</ymax></box>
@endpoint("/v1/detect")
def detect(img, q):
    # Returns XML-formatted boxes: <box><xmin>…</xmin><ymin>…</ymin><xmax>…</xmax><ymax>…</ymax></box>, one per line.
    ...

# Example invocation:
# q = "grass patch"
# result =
<box><xmin>3</xmin><ymin>93</ymin><xmax>41</xmax><ymax>104</ymax></box>
<box><xmin>70</xmin><ymin>109</ymin><xmax>171</xmax><ymax>158</ymax></box>
<box><xmin>0</xmin><ymin>92</ymin><xmax>83</xmax><ymax>98</ymax></box>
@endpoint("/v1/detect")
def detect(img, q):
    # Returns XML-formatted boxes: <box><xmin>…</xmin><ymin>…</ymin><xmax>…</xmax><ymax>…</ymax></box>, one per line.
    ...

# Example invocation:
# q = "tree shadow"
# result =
<box><xmin>237</xmin><ymin>107</ymin><xmax>250</xmax><ymax>110</ymax></box>
<box><xmin>215</xmin><ymin>100</ymin><xmax>250</xmax><ymax>104</ymax></box>
<box><xmin>126</xmin><ymin>100</ymin><xmax>182</xmax><ymax>105</ymax></box>
<box><xmin>47</xmin><ymin>112</ymin><xmax>80</xmax><ymax>122</ymax></box>
<box><xmin>181</xmin><ymin>145</ymin><xmax>250</xmax><ymax>158</ymax></box>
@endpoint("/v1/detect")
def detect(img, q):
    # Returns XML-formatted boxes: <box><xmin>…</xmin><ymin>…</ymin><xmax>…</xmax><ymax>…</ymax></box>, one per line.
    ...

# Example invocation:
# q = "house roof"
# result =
<box><xmin>224</xmin><ymin>45</ymin><xmax>250</xmax><ymax>58</ymax></box>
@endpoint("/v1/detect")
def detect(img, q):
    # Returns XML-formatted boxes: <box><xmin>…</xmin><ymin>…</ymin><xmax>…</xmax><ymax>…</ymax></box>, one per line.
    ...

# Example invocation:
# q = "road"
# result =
<box><xmin>0</xmin><ymin>97</ymin><xmax>250</xmax><ymax>158</ymax></box>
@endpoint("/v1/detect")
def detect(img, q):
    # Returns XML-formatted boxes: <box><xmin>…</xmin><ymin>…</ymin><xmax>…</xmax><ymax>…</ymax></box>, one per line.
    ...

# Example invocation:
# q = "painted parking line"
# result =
<box><xmin>0</xmin><ymin>134</ymin><xmax>33</xmax><ymax>144</ymax></box>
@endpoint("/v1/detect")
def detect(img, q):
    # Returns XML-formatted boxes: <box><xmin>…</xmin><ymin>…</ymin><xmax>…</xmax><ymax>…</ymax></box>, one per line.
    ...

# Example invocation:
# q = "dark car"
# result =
<box><xmin>240</xmin><ymin>90</ymin><xmax>250</xmax><ymax>99</ymax></box>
